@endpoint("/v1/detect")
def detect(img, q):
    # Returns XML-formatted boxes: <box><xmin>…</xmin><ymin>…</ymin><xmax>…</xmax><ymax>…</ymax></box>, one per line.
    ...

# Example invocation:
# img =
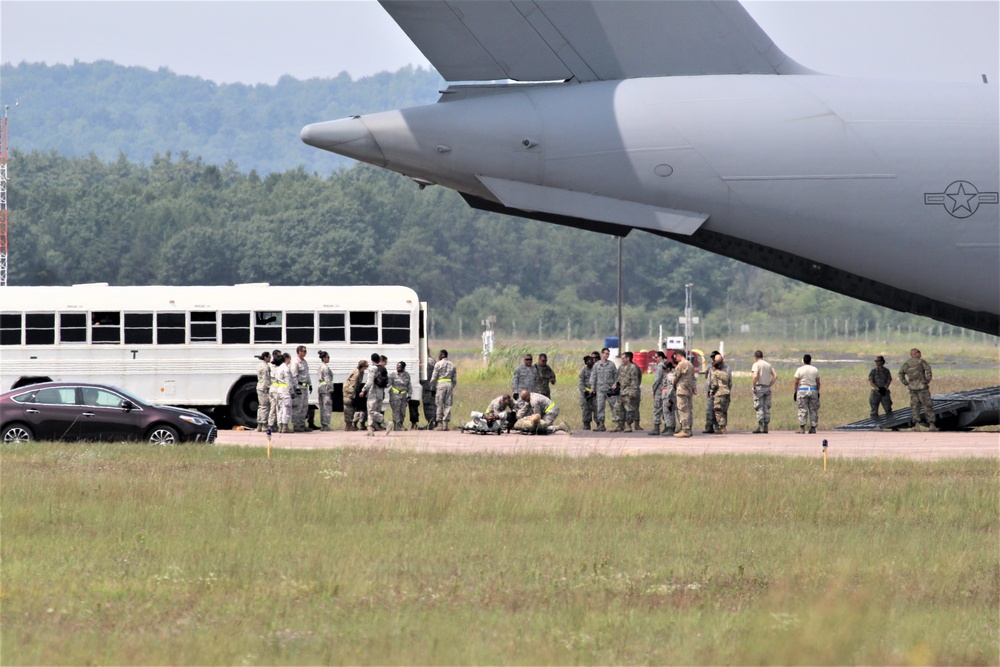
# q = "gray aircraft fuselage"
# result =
<box><xmin>302</xmin><ymin>74</ymin><xmax>999</xmax><ymax>332</ymax></box>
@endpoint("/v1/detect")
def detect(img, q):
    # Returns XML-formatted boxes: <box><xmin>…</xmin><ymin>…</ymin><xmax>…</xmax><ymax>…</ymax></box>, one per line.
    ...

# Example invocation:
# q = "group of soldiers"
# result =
<box><xmin>254</xmin><ymin>344</ymin><xmax>940</xmax><ymax>435</ymax></box>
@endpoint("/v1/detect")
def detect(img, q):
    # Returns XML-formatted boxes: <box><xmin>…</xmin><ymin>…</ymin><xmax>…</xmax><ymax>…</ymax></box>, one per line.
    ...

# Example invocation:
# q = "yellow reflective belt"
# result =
<box><xmin>438</xmin><ymin>378</ymin><xmax>452</xmax><ymax>383</ymax></box>
<box><xmin>273</xmin><ymin>382</ymin><xmax>288</xmax><ymax>387</ymax></box>
<box><xmin>544</xmin><ymin>402</ymin><xmax>557</xmax><ymax>413</ymax></box>
<box><xmin>390</xmin><ymin>387</ymin><xmax>406</xmax><ymax>393</ymax></box>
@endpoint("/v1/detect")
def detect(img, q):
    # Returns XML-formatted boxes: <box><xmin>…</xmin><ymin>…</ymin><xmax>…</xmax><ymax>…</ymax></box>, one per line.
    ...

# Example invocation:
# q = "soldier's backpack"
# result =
<box><xmin>374</xmin><ymin>365</ymin><xmax>389</xmax><ymax>388</ymax></box>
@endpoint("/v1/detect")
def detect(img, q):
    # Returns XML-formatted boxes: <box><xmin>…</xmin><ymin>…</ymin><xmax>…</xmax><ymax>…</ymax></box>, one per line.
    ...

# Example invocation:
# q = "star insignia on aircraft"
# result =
<box><xmin>924</xmin><ymin>181</ymin><xmax>999</xmax><ymax>219</ymax></box>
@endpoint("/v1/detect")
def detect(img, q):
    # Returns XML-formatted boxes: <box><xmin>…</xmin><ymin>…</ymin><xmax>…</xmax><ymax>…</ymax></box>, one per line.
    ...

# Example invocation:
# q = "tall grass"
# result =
<box><xmin>2</xmin><ymin>444</ymin><xmax>997</xmax><ymax>665</ymax></box>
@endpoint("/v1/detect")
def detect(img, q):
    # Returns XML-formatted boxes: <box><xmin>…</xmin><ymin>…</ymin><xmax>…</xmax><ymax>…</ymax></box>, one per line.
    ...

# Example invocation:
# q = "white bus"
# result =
<box><xmin>0</xmin><ymin>284</ymin><xmax>428</xmax><ymax>427</ymax></box>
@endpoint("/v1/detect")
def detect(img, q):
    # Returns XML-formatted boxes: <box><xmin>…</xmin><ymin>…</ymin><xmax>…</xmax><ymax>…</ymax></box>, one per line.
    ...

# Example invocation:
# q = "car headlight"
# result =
<box><xmin>179</xmin><ymin>415</ymin><xmax>213</xmax><ymax>426</ymax></box>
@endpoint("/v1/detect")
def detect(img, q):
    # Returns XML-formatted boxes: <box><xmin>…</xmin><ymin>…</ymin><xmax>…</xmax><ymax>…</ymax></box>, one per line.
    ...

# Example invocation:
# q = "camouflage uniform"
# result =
<box><xmin>272</xmin><ymin>361</ymin><xmax>293</xmax><ymax>432</ymax></box>
<box><xmin>430</xmin><ymin>357</ymin><xmax>457</xmax><ymax>428</ymax></box>
<box><xmin>659</xmin><ymin>366</ymin><xmax>677</xmax><ymax>434</ymax></box>
<box><xmin>388</xmin><ymin>370</ymin><xmax>412</xmax><ymax>429</ymax></box>
<box><xmin>420</xmin><ymin>359</ymin><xmax>437</xmax><ymax>428</ymax></box>
<box><xmin>589</xmin><ymin>359</ymin><xmax>619</xmax><ymax>430</ymax></box>
<box><xmin>673</xmin><ymin>358</ymin><xmax>696</xmax><ymax>436</ymax></box>
<box><xmin>899</xmin><ymin>357</ymin><xmax>935</xmax><ymax>427</ymax></box>
<box><xmin>751</xmin><ymin>358</ymin><xmax>776</xmax><ymax>432</ymax></box>
<box><xmin>511</xmin><ymin>364</ymin><xmax>538</xmax><ymax>395</ymax></box>
<box><xmin>578</xmin><ymin>363</ymin><xmax>596</xmax><ymax>429</ymax></box>
<box><xmin>614</xmin><ymin>361</ymin><xmax>641</xmax><ymax>431</ymax></box>
<box><xmin>255</xmin><ymin>358</ymin><xmax>271</xmax><ymax>431</ymax></box>
<box><xmin>267</xmin><ymin>359</ymin><xmax>283</xmax><ymax>429</ymax></box>
<box><xmin>650</xmin><ymin>360</ymin><xmax>665</xmax><ymax>433</ymax></box>
<box><xmin>704</xmin><ymin>360</ymin><xmax>730</xmax><ymax>432</ymax></box>
<box><xmin>708</xmin><ymin>367</ymin><xmax>732</xmax><ymax>432</ymax></box>
<box><xmin>868</xmin><ymin>365</ymin><xmax>893</xmax><ymax>418</ymax></box>
<box><xmin>793</xmin><ymin>363</ymin><xmax>820</xmax><ymax>431</ymax></box>
<box><xmin>363</xmin><ymin>365</ymin><xmax>387</xmax><ymax>430</ymax></box>
<box><xmin>535</xmin><ymin>363</ymin><xmax>556</xmax><ymax>398</ymax></box>
<box><xmin>516</xmin><ymin>392</ymin><xmax>561</xmax><ymax>431</ymax></box>
<box><xmin>290</xmin><ymin>355</ymin><xmax>311</xmax><ymax>431</ymax></box>
<box><xmin>317</xmin><ymin>360</ymin><xmax>334</xmax><ymax>430</ymax></box>
<box><xmin>343</xmin><ymin>366</ymin><xmax>363</xmax><ymax>430</ymax></box>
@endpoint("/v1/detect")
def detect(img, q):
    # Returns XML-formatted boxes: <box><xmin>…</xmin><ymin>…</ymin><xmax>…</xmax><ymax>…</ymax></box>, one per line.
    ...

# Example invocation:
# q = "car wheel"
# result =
<box><xmin>2</xmin><ymin>423</ymin><xmax>34</xmax><ymax>443</ymax></box>
<box><xmin>228</xmin><ymin>380</ymin><xmax>258</xmax><ymax>429</ymax></box>
<box><xmin>147</xmin><ymin>425</ymin><xmax>179</xmax><ymax>445</ymax></box>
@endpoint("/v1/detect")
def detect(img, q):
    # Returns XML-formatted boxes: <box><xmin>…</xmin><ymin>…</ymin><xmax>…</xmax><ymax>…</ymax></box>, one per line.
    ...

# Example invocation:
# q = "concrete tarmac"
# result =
<box><xmin>217</xmin><ymin>427</ymin><xmax>999</xmax><ymax>461</ymax></box>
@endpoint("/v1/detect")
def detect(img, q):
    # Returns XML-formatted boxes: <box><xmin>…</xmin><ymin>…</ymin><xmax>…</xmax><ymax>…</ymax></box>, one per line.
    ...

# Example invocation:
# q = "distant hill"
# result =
<box><xmin>0</xmin><ymin>60</ymin><xmax>443</xmax><ymax>174</ymax></box>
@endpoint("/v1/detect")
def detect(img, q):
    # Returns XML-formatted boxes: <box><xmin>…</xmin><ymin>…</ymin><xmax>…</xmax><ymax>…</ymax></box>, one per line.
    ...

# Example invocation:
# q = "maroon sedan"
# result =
<box><xmin>1</xmin><ymin>382</ymin><xmax>216</xmax><ymax>444</ymax></box>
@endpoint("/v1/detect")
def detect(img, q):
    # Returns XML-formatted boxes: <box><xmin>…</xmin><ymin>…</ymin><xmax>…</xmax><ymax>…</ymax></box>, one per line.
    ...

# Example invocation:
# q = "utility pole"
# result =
<box><xmin>0</xmin><ymin>105</ymin><xmax>9</xmax><ymax>287</ymax></box>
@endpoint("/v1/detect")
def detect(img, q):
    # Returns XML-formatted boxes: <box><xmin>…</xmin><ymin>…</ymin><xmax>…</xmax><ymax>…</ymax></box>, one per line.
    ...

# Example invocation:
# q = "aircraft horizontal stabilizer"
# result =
<box><xmin>380</xmin><ymin>0</ymin><xmax>810</xmax><ymax>83</ymax></box>
<box><xmin>478</xmin><ymin>176</ymin><xmax>707</xmax><ymax>236</ymax></box>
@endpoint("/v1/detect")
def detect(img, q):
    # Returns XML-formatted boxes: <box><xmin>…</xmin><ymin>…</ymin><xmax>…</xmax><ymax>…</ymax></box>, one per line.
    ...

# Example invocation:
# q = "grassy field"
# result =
<box><xmin>1</xmin><ymin>445</ymin><xmax>997</xmax><ymax>665</ymax></box>
<box><xmin>2</xmin><ymin>338</ymin><xmax>997</xmax><ymax>665</ymax></box>
<box><xmin>417</xmin><ymin>337</ymin><xmax>999</xmax><ymax>433</ymax></box>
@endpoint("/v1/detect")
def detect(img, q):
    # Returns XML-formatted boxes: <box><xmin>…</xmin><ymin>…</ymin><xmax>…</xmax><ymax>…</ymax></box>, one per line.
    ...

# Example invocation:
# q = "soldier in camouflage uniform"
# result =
<box><xmin>648</xmin><ymin>351</ymin><xmax>668</xmax><ymax>435</ymax></box>
<box><xmin>659</xmin><ymin>360</ymin><xmax>678</xmax><ymax>435</ymax></box>
<box><xmin>420</xmin><ymin>357</ymin><xmax>437</xmax><ymax>430</ymax></box>
<box><xmin>255</xmin><ymin>351</ymin><xmax>271</xmax><ymax>431</ymax></box>
<box><xmin>589</xmin><ymin>348</ymin><xmax>619</xmax><ymax>432</ymax></box>
<box><xmin>388</xmin><ymin>361</ymin><xmax>412</xmax><ymax>430</ymax></box>
<box><xmin>703</xmin><ymin>351</ymin><xmax>728</xmax><ymax>433</ymax></box>
<box><xmin>430</xmin><ymin>349</ymin><xmax>457</xmax><ymax>430</ymax></box>
<box><xmin>868</xmin><ymin>355</ymin><xmax>893</xmax><ymax>419</ymax></box>
<box><xmin>613</xmin><ymin>351</ymin><xmax>642</xmax><ymax>432</ymax></box>
<box><xmin>511</xmin><ymin>354</ymin><xmax>538</xmax><ymax>396</ymax></box>
<box><xmin>361</xmin><ymin>355</ymin><xmax>391</xmax><ymax>435</ymax></box>
<box><xmin>899</xmin><ymin>348</ymin><xmax>936</xmax><ymax>430</ymax></box>
<box><xmin>708</xmin><ymin>356</ymin><xmax>732</xmax><ymax>434</ymax></box>
<box><xmin>793</xmin><ymin>354</ymin><xmax>821</xmax><ymax>434</ymax></box>
<box><xmin>578</xmin><ymin>355</ymin><xmax>596</xmax><ymax>430</ymax></box>
<box><xmin>316</xmin><ymin>351</ymin><xmax>334</xmax><ymax>431</ymax></box>
<box><xmin>534</xmin><ymin>353</ymin><xmax>557</xmax><ymax>397</ymax></box>
<box><xmin>517</xmin><ymin>390</ymin><xmax>562</xmax><ymax>433</ymax></box>
<box><xmin>670</xmin><ymin>350</ymin><xmax>696</xmax><ymax>437</ymax></box>
<box><xmin>290</xmin><ymin>345</ymin><xmax>312</xmax><ymax>431</ymax></box>
<box><xmin>342</xmin><ymin>359</ymin><xmax>367</xmax><ymax>431</ymax></box>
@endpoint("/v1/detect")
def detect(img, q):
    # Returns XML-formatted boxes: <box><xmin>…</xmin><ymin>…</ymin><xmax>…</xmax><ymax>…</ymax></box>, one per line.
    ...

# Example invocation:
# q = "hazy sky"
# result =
<box><xmin>2</xmin><ymin>1</ymin><xmax>998</xmax><ymax>86</ymax></box>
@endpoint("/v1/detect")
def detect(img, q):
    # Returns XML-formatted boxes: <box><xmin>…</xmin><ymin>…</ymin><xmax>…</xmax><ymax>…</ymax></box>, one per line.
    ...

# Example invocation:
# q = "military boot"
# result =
<box><xmin>703</xmin><ymin>424</ymin><xmax>715</xmax><ymax>434</ymax></box>
<box><xmin>717</xmin><ymin>427</ymin><xmax>727</xmax><ymax>435</ymax></box>
<box><xmin>624</xmin><ymin>424</ymin><xmax>633</xmax><ymax>433</ymax></box>
<box><xmin>609</xmin><ymin>422</ymin><xmax>623</xmax><ymax>433</ymax></box>
<box><xmin>752</xmin><ymin>421</ymin><xmax>764</xmax><ymax>434</ymax></box>
<box><xmin>366</xmin><ymin>425</ymin><xmax>374</xmax><ymax>437</ymax></box>
<box><xmin>928</xmin><ymin>423</ymin><xmax>939</xmax><ymax>431</ymax></box>
<box><xmin>763</xmin><ymin>422</ymin><xmax>769</xmax><ymax>434</ymax></box>
<box><xmin>673</xmin><ymin>430</ymin><xmax>691</xmax><ymax>438</ymax></box>
<box><xmin>647</xmin><ymin>424</ymin><xmax>661</xmax><ymax>436</ymax></box>
<box><xmin>594</xmin><ymin>423</ymin><xmax>606</xmax><ymax>432</ymax></box>
<box><xmin>581</xmin><ymin>422</ymin><xmax>591</xmax><ymax>431</ymax></box>
<box><xmin>796</xmin><ymin>425</ymin><xmax>806</xmax><ymax>434</ymax></box>
<box><xmin>808</xmin><ymin>426</ymin><xmax>816</xmax><ymax>434</ymax></box>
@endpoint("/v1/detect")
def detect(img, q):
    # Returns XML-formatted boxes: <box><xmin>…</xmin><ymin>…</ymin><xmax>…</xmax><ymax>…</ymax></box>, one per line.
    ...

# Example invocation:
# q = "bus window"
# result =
<box><xmin>286</xmin><ymin>312</ymin><xmax>315</xmax><ymax>344</ymax></box>
<box><xmin>0</xmin><ymin>313</ymin><xmax>22</xmax><ymax>345</ymax></box>
<box><xmin>222</xmin><ymin>313</ymin><xmax>251</xmax><ymax>344</ymax></box>
<box><xmin>319</xmin><ymin>312</ymin><xmax>345</xmax><ymax>342</ymax></box>
<box><xmin>190</xmin><ymin>312</ymin><xmax>217</xmax><ymax>343</ymax></box>
<box><xmin>157</xmin><ymin>313</ymin><xmax>186</xmax><ymax>344</ymax></box>
<box><xmin>124</xmin><ymin>313</ymin><xmax>154</xmax><ymax>345</ymax></box>
<box><xmin>382</xmin><ymin>313</ymin><xmax>411</xmax><ymax>345</ymax></box>
<box><xmin>254</xmin><ymin>311</ymin><xmax>282</xmax><ymax>343</ymax></box>
<box><xmin>91</xmin><ymin>312</ymin><xmax>121</xmax><ymax>344</ymax></box>
<box><xmin>60</xmin><ymin>313</ymin><xmax>88</xmax><ymax>343</ymax></box>
<box><xmin>25</xmin><ymin>313</ymin><xmax>56</xmax><ymax>345</ymax></box>
<box><xmin>350</xmin><ymin>311</ymin><xmax>378</xmax><ymax>344</ymax></box>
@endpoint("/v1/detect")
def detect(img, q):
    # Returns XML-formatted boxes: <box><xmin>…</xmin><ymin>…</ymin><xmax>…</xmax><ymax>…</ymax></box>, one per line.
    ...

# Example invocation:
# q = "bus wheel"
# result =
<box><xmin>229</xmin><ymin>381</ymin><xmax>258</xmax><ymax>429</ymax></box>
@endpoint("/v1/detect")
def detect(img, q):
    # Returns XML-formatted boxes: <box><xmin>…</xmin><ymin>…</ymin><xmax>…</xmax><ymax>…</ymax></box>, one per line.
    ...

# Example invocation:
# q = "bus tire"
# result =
<box><xmin>229</xmin><ymin>380</ymin><xmax>258</xmax><ymax>429</ymax></box>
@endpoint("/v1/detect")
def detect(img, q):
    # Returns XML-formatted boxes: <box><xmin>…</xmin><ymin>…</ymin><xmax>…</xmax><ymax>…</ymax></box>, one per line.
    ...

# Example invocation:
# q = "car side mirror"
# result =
<box><xmin>121</xmin><ymin>401</ymin><xmax>136</xmax><ymax>412</ymax></box>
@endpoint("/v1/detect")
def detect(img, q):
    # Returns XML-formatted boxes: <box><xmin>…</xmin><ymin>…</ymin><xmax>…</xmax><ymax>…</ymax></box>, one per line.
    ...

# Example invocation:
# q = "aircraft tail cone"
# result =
<box><xmin>300</xmin><ymin>118</ymin><xmax>387</xmax><ymax>167</ymax></box>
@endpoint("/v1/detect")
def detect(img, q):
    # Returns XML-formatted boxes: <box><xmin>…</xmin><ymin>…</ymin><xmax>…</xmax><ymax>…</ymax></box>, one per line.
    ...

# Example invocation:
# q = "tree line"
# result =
<box><xmin>7</xmin><ymin>148</ymin><xmax>936</xmax><ymax>339</ymax></box>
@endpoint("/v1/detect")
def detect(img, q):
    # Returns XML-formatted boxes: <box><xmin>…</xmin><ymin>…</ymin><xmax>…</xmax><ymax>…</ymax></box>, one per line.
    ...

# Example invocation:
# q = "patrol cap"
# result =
<box><xmin>875</xmin><ymin>355</ymin><xmax>886</xmax><ymax>363</ymax></box>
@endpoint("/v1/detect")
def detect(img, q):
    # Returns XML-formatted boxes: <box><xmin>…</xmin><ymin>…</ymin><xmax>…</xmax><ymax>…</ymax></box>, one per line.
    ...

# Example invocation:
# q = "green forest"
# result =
<box><xmin>0</xmin><ymin>61</ymin><xmax>964</xmax><ymax>339</ymax></box>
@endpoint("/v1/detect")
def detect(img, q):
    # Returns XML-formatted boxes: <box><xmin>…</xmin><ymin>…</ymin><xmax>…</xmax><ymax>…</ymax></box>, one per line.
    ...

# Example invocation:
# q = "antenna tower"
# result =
<box><xmin>0</xmin><ymin>106</ymin><xmax>8</xmax><ymax>287</ymax></box>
